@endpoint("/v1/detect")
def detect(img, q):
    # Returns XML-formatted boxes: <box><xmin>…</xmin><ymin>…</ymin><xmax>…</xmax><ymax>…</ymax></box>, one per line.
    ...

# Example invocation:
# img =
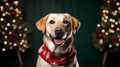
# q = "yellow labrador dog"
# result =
<box><xmin>36</xmin><ymin>13</ymin><xmax>80</xmax><ymax>67</ymax></box>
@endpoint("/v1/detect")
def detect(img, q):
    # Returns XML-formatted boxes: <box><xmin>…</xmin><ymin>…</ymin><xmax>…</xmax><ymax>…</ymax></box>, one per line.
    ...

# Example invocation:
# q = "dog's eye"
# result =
<box><xmin>49</xmin><ymin>20</ymin><xmax>55</xmax><ymax>24</ymax></box>
<box><xmin>63</xmin><ymin>20</ymin><xmax>69</xmax><ymax>24</ymax></box>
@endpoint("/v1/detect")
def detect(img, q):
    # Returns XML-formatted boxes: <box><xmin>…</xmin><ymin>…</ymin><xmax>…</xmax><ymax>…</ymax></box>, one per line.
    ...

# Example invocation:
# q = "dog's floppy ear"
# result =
<box><xmin>71</xmin><ymin>16</ymin><xmax>81</xmax><ymax>34</ymax></box>
<box><xmin>36</xmin><ymin>14</ymin><xmax>49</xmax><ymax>33</ymax></box>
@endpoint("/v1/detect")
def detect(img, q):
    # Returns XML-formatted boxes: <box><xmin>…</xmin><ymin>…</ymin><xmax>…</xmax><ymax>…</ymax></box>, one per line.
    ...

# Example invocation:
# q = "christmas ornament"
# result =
<box><xmin>96</xmin><ymin>32</ymin><xmax>103</xmax><ymax>39</ymax></box>
<box><xmin>11</xmin><ymin>10</ymin><xmax>16</xmax><ymax>16</ymax></box>
<box><xmin>8</xmin><ymin>35</ymin><xmax>14</xmax><ymax>40</ymax></box>
<box><xmin>19</xmin><ymin>13</ymin><xmax>24</xmax><ymax>18</ymax></box>
<box><xmin>111</xmin><ymin>38</ymin><xmax>115</xmax><ymax>44</ymax></box>
<box><xmin>109</xmin><ymin>0</ymin><xmax>115</xmax><ymax>5</ymax></box>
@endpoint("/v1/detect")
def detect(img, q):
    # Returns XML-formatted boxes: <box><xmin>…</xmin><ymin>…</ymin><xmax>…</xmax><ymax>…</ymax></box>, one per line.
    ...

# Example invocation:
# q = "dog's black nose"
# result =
<box><xmin>55</xmin><ymin>27</ymin><xmax>64</xmax><ymax>38</ymax></box>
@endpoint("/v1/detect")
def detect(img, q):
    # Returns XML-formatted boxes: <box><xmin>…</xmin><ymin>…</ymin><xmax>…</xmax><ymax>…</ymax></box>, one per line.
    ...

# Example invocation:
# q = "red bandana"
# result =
<box><xmin>39</xmin><ymin>44</ymin><xmax>76</xmax><ymax>66</ymax></box>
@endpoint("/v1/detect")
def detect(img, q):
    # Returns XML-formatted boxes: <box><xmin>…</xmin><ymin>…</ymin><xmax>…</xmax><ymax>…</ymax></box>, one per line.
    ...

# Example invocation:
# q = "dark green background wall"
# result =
<box><xmin>0</xmin><ymin>0</ymin><xmax>103</xmax><ymax>64</ymax></box>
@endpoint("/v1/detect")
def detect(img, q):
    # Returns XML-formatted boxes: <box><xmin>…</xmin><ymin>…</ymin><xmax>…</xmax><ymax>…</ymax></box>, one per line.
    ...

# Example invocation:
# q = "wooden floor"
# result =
<box><xmin>1</xmin><ymin>64</ymin><xmax>120</xmax><ymax>67</ymax></box>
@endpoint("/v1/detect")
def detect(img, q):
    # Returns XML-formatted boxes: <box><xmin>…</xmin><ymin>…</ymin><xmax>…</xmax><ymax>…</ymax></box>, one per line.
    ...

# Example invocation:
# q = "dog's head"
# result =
<box><xmin>36</xmin><ymin>13</ymin><xmax>80</xmax><ymax>46</ymax></box>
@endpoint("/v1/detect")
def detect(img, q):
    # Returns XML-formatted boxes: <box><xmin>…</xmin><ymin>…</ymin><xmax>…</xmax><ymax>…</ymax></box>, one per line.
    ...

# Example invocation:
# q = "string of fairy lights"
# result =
<box><xmin>0</xmin><ymin>0</ymin><xmax>29</xmax><ymax>52</ymax></box>
<box><xmin>94</xmin><ymin>0</ymin><xmax>120</xmax><ymax>52</ymax></box>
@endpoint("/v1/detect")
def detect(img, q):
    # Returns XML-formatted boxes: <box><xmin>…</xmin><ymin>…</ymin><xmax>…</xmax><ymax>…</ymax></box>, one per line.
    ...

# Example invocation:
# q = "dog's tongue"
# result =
<box><xmin>54</xmin><ymin>39</ymin><xmax>64</xmax><ymax>45</ymax></box>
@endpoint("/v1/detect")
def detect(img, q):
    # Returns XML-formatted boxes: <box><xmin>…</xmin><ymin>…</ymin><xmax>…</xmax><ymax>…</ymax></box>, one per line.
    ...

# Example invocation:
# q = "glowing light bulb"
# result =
<box><xmin>119</xmin><ymin>39</ymin><xmax>120</xmax><ymax>42</ymax></box>
<box><xmin>4</xmin><ymin>27</ymin><xmax>8</xmax><ymax>30</ymax></box>
<box><xmin>21</xmin><ymin>39</ymin><xmax>25</xmax><ymax>43</ymax></box>
<box><xmin>2</xmin><ymin>48</ymin><xmax>6</xmax><ymax>52</ymax></box>
<box><xmin>15</xmin><ymin>8</ymin><xmax>19</xmax><ymax>13</ymax></box>
<box><xmin>23</xmin><ymin>34</ymin><xmax>27</xmax><ymax>37</ymax></box>
<box><xmin>117</xmin><ymin>35</ymin><xmax>120</xmax><ymax>38</ymax></box>
<box><xmin>109</xmin><ymin>18</ymin><xmax>115</xmax><ymax>23</ymax></box>
<box><xmin>97</xmin><ymin>24</ymin><xmax>101</xmax><ymax>27</ymax></box>
<box><xmin>107</xmin><ymin>0</ymin><xmax>110</xmax><ymax>4</ymax></box>
<box><xmin>3</xmin><ymin>0</ymin><xmax>7</xmax><ymax>2</ymax></box>
<box><xmin>116</xmin><ymin>2</ymin><xmax>120</xmax><ymax>6</ymax></box>
<box><xmin>13</xmin><ymin>1</ymin><xmax>19</xmax><ymax>6</ymax></box>
<box><xmin>23</xmin><ymin>44</ymin><xmax>27</xmax><ymax>48</ymax></box>
<box><xmin>101</xmin><ymin>29</ymin><xmax>105</xmax><ymax>33</ymax></box>
<box><xmin>99</xmin><ymin>48</ymin><xmax>103</xmax><ymax>52</ymax></box>
<box><xmin>0</xmin><ymin>6</ymin><xmax>4</xmax><ymax>11</ymax></box>
<box><xmin>13</xmin><ymin>43</ymin><xmax>17</xmax><ymax>46</ymax></box>
<box><xmin>9</xmin><ymin>46</ymin><xmax>13</xmax><ymax>49</ymax></box>
<box><xmin>118</xmin><ymin>20</ymin><xmax>120</xmax><ymax>24</ymax></box>
<box><xmin>104</xmin><ymin>20</ymin><xmax>107</xmax><ymax>23</ymax></box>
<box><xmin>24</xmin><ymin>28</ymin><xmax>28</xmax><ymax>31</ymax></box>
<box><xmin>117</xmin><ymin>28</ymin><xmax>120</xmax><ymax>31</ymax></box>
<box><xmin>19</xmin><ymin>33</ymin><xmax>22</xmax><ymax>37</ymax></box>
<box><xmin>109</xmin><ymin>44</ymin><xmax>112</xmax><ymax>48</ymax></box>
<box><xmin>22</xmin><ymin>49</ymin><xmax>25</xmax><ymax>52</ymax></box>
<box><xmin>4</xmin><ymin>41</ymin><xmax>7</xmax><ymax>45</ymax></box>
<box><xmin>16</xmin><ymin>14</ymin><xmax>19</xmax><ymax>17</ymax></box>
<box><xmin>4</xmin><ymin>35</ymin><xmax>8</xmax><ymax>39</ymax></box>
<box><xmin>13</xmin><ymin>25</ymin><xmax>17</xmax><ymax>30</ymax></box>
<box><xmin>9</xmin><ymin>7</ymin><xmax>13</xmax><ymax>10</ymax></box>
<box><xmin>7</xmin><ymin>23</ymin><xmax>10</xmax><ymax>26</ymax></box>
<box><xmin>18</xmin><ymin>26</ymin><xmax>22</xmax><ymax>29</ymax></box>
<box><xmin>118</xmin><ymin>7</ymin><xmax>120</xmax><ymax>11</ymax></box>
<box><xmin>5</xmin><ymin>2</ymin><xmax>9</xmax><ymax>6</ymax></box>
<box><xmin>105</xmin><ymin>32</ymin><xmax>109</xmax><ymax>36</ymax></box>
<box><xmin>111</xmin><ymin>24</ymin><xmax>114</xmax><ymax>28</ymax></box>
<box><xmin>19</xmin><ymin>48</ymin><xmax>22</xmax><ymax>51</ymax></box>
<box><xmin>25</xmin><ymin>40</ymin><xmax>28</xmax><ymax>44</ymax></box>
<box><xmin>112</xmin><ymin>11</ymin><xmax>117</xmax><ymax>16</ymax></box>
<box><xmin>20</xmin><ymin>42</ymin><xmax>23</xmax><ymax>45</ymax></box>
<box><xmin>2</xmin><ymin>13</ymin><xmax>6</xmax><ymax>16</ymax></box>
<box><xmin>116</xmin><ymin>43</ymin><xmax>119</xmax><ymax>47</ymax></box>
<box><xmin>9</xmin><ymin>31</ymin><xmax>12</xmax><ymax>35</ymax></box>
<box><xmin>99</xmin><ymin>39</ymin><xmax>103</xmax><ymax>44</ymax></box>
<box><xmin>9</xmin><ymin>42</ymin><xmax>12</xmax><ymax>45</ymax></box>
<box><xmin>0</xmin><ymin>18</ymin><xmax>4</xmax><ymax>21</ymax></box>
<box><xmin>2</xmin><ymin>32</ymin><xmax>5</xmax><ymax>35</ymax></box>
<box><xmin>115</xmin><ymin>22</ymin><xmax>118</xmax><ymax>25</ymax></box>
<box><xmin>103</xmin><ymin>9</ymin><xmax>109</xmax><ymax>13</ymax></box>
<box><xmin>12</xmin><ymin>19</ymin><xmax>16</xmax><ymax>23</ymax></box>
<box><xmin>105</xmin><ymin>16</ymin><xmax>108</xmax><ymax>19</ymax></box>
<box><xmin>109</xmin><ymin>29</ymin><xmax>115</xmax><ymax>33</ymax></box>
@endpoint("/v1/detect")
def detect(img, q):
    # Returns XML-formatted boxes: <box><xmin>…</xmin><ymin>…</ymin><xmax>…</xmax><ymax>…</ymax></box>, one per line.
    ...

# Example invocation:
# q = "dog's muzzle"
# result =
<box><xmin>55</xmin><ymin>27</ymin><xmax>65</xmax><ymax>38</ymax></box>
<box><xmin>50</xmin><ymin>27</ymin><xmax>69</xmax><ymax>46</ymax></box>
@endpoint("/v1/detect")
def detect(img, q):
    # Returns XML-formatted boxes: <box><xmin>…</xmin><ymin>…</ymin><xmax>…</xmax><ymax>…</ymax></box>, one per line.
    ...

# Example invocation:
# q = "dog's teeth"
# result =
<box><xmin>62</xmin><ymin>33</ymin><xmax>67</xmax><ymax>39</ymax></box>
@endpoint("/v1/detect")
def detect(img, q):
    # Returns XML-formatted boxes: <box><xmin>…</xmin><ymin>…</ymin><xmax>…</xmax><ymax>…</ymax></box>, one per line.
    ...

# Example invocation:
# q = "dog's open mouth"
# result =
<box><xmin>53</xmin><ymin>39</ymin><xmax>64</xmax><ymax>46</ymax></box>
<box><xmin>50</xmin><ymin>34</ymin><xmax>68</xmax><ymax>46</ymax></box>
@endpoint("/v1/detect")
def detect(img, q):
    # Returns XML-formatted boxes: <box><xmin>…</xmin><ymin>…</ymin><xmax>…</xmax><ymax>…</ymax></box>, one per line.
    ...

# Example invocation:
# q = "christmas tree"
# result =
<box><xmin>93</xmin><ymin>0</ymin><xmax>120</xmax><ymax>64</ymax></box>
<box><xmin>93</xmin><ymin>0</ymin><xmax>120</xmax><ymax>53</ymax></box>
<box><xmin>0</xmin><ymin>0</ymin><xmax>29</xmax><ymax>52</ymax></box>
